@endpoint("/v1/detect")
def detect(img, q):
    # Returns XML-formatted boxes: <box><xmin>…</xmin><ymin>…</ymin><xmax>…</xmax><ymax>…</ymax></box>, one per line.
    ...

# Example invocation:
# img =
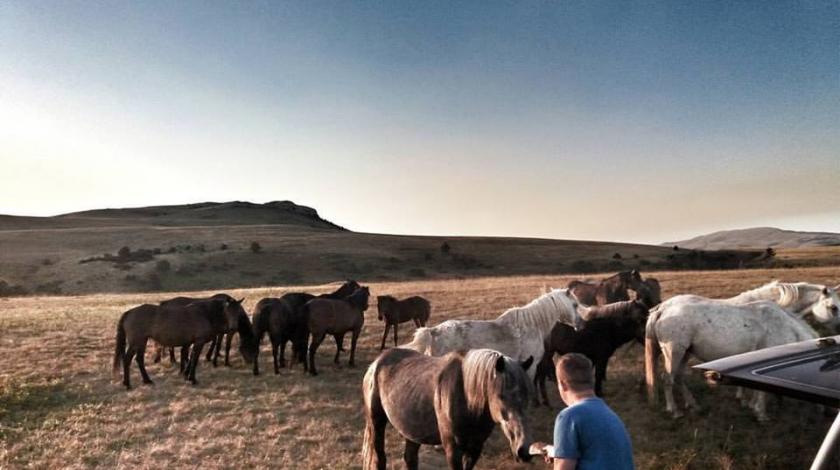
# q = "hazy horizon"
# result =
<box><xmin>2</xmin><ymin>1</ymin><xmax>838</xmax><ymax>244</ymax></box>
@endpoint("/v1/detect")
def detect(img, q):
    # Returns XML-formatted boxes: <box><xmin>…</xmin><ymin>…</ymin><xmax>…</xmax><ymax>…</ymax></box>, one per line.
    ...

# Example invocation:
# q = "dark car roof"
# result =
<box><xmin>695</xmin><ymin>335</ymin><xmax>840</xmax><ymax>408</ymax></box>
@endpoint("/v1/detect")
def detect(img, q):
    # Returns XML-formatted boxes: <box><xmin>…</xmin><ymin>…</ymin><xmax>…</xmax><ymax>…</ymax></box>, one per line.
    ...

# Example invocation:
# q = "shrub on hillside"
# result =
<box><xmin>155</xmin><ymin>260</ymin><xmax>171</xmax><ymax>273</ymax></box>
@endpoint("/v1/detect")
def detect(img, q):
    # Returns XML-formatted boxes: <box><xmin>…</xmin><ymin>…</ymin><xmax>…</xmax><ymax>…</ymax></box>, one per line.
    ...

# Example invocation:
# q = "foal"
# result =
<box><xmin>376</xmin><ymin>295</ymin><xmax>431</xmax><ymax>350</ymax></box>
<box><xmin>535</xmin><ymin>300</ymin><xmax>648</xmax><ymax>405</ymax></box>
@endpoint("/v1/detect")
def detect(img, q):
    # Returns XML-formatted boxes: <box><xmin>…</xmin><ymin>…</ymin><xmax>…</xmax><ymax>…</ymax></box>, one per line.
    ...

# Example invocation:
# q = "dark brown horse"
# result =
<box><xmin>567</xmin><ymin>270</ymin><xmax>645</xmax><ymax>306</ymax></box>
<box><xmin>113</xmin><ymin>298</ymin><xmax>255</xmax><ymax>388</ymax></box>
<box><xmin>304</xmin><ymin>286</ymin><xmax>370</xmax><ymax>375</ymax></box>
<box><xmin>634</xmin><ymin>277</ymin><xmax>662</xmax><ymax>308</ymax></box>
<box><xmin>251</xmin><ymin>280</ymin><xmax>361</xmax><ymax>375</ymax></box>
<box><xmin>362</xmin><ymin>348</ymin><xmax>534</xmax><ymax>470</ymax></box>
<box><xmin>534</xmin><ymin>300</ymin><xmax>649</xmax><ymax>405</ymax></box>
<box><xmin>376</xmin><ymin>295</ymin><xmax>431</xmax><ymax>350</ymax></box>
<box><xmin>152</xmin><ymin>293</ymin><xmax>234</xmax><ymax>367</ymax></box>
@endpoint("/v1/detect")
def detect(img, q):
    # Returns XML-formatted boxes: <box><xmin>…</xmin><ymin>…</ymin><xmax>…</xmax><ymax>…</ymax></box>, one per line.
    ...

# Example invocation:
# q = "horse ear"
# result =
<box><xmin>823</xmin><ymin>287</ymin><xmax>830</xmax><ymax>296</ymax></box>
<box><xmin>237</xmin><ymin>297</ymin><xmax>245</xmax><ymax>304</ymax></box>
<box><xmin>495</xmin><ymin>356</ymin><xmax>506</xmax><ymax>373</ymax></box>
<box><xmin>520</xmin><ymin>356</ymin><xmax>534</xmax><ymax>372</ymax></box>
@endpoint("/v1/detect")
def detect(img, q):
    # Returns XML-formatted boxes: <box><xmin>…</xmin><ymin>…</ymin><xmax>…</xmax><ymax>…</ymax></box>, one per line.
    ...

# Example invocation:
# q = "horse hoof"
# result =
<box><xmin>253</xmin><ymin>371</ymin><xmax>260</xmax><ymax>376</ymax></box>
<box><xmin>348</xmin><ymin>362</ymin><xmax>356</xmax><ymax>368</ymax></box>
<box><xmin>671</xmin><ymin>411</ymin><xmax>684</xmax><ymax>420</ymax></box>
<box><xmin>143</xmin><ymin>380</ymin><xmax>154</xmax><ymax>386</ymax></box>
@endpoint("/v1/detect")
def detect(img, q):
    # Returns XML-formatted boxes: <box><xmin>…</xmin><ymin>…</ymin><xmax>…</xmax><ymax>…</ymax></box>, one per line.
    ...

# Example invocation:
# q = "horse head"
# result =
<box><xmin>812</xmin><ymin>286</ymin><xmax>840</xmax><ymax>324</ymax></box>
<box><xmin>349</xmin><ymin>286</ymin><xmax>371</xmax><ymax>312</ymax></box>
<box><xmin>376</xmin><ymin>295</ymin><xmax>394</xmax><ymax>321</ymax></box>
<box><xmin>548</xmin><ymin>288</ymin><xmax>584</xmax><ymax>331</ymax></box>
<box><xmin>469</xmin><ymin>351</ymin><xmax>533</xmax><ymax>463</ymax></box>
<box><xmin>225</xmin><ymin>298</ymin><xmax>258</xmax><ymax>364</ymax></box>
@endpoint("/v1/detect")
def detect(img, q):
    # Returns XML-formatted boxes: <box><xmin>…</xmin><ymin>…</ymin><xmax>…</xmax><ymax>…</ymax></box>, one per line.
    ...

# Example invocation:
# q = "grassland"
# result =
<box><xmin>1</xmin><ymin>267</ymin><xmax>839</xmax><ymax>469</ymax></box>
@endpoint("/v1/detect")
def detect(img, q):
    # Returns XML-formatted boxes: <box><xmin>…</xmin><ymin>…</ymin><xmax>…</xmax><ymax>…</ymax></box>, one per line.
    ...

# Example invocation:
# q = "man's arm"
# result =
<box><xmin>554</xmin><ymin>458</ymin><xmax>577</xmax><ymax>470</ymax></box>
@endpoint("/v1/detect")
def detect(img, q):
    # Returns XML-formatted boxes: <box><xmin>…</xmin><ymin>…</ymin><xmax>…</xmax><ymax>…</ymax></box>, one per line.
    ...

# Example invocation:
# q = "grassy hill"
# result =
<box><xmin>667</xmin><ymin>226</ymin><xmax>840</xmax><ymax>250</ymax></box>
<box><xmin>0</xmin><ymin>201</ymin><xmax>832</xmax><ymax>296</ymax></box>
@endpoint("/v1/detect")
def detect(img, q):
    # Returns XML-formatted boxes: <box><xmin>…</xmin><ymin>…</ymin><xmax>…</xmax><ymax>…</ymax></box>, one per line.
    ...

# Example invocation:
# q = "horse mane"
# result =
<box><xmin>496</xmin><ymin>289</ymin><xmax>575</xmax><ymax>333</ymax></box>
<box><xmin>462</xmin><ymin>349</ymin><xmax>504</xmax><ymax>415</ymax></box>
<box><xmin>347</xmin><ymin>287</ymin><xmax>370</xmax><ymax>310</ymax></box>
<box><xmin>735</xmin><ymin>280</ymin><xmax>826</xmax><ymax>308</ymax></box>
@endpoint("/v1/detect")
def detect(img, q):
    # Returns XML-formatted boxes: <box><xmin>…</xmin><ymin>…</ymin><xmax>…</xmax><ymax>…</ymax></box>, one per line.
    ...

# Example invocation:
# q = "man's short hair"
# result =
<box><xmin>555</xmin><ymin>353</ymin><xmax>594</xmax><ymax>391</ymax></box>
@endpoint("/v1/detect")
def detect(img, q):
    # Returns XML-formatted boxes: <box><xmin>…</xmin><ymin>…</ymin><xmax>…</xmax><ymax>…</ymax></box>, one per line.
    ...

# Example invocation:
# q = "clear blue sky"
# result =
<box><xmin>2</xmin><ymin>1</ymin><xmax>838</xmax><ymax>243</ymax></box>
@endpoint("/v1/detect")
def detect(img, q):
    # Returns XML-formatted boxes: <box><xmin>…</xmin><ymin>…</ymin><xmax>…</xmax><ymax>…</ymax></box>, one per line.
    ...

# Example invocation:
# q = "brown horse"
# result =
<box><xmin>251</xmin><ymin>280</ymin><xmax>361</xmax><ymax>375</ymax></box>
<box><xmin>534</xmin><ymin>300</ymin><xmax>649</xmax><ymax>405</ymax></box>
<box><xmin>112</xmin><ymin>298</ymin><xmax>254</xmax><ymax>388</ymax></box>
<box><xmin>634</xmin><ymin>277</ymin><xmax>662</xmax><ymax>307</ymax></box>
<box><xmin>376</xmin><ymin>295</ymin><xmax>431</xmax><ymax>350</ymax></box>
<box><xmin>362</xmin><ymin>348</ymin><xmax>534</xmax><ymax>470</ymax></box>
<box><xmin>152</xmin><ymin>293</ymin><xmax>234</xmax><ymax>367</ymax></box>
<box><xmin>567</xmin><ymin>270</ymin><xmax>645</xmax><ymax>306</ymax></box>
<box><xmin>304</xmin><ymin>286</ymin><xmax>370</xmax><ymax>375</ymax></box>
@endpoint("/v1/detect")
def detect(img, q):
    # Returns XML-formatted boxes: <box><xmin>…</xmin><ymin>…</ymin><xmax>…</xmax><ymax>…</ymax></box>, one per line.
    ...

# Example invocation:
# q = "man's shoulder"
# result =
<box><xmin>558</xmin><ymin>398</ymin><xmax>617</xmax><ymax>422</ymax></box>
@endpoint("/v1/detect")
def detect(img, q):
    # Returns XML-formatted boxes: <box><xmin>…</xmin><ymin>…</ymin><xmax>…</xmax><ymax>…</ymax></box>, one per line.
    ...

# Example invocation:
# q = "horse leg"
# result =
<box><xmin>333</xmin><ymin>334</ymin><xmax>345</xmax><ymax>365</ymax></box>
<box><xmin>153</xmin><ymin>343</ymin><xmax>162</xmax><ymax>364</ymax></box>
<box><xmin>380</xmin><ymin>324</ymin><xmax>389</xmax><ymax>351</ymax></box>
<box><xmin>364</xmin><ymin>398</ymin><xmax>388</xmax><ymax>470</ymax></box>
<box><xmin>212</xmin><ymin>334</ymin><xmax>223</xmax><ymax>367</ymax></box>
<box><xmin>442</xmin><ymin>440</ymin><xmax>465</xmax><ymax>470</ymax></box>
<box><xmin>180</xmin><ymin>347</ymin><xmax>189</xmax><ymax>375</ymax></box>
<box><xmin>272</xmin><ymin>341</ymin><xmax>280</xmax><ymax>375</ymax></box>
<box><xmin>205</xmin><ymin>336</ymin><xmax>216</xmax><ymax>362</ymax></box>
<box><xmin>278</xmin><ymin>339</ymin><xmax>287</xmax><ymax>368</ymax></box>
<box><xmin>751</xmin><ymin>391</ymin><xmax>770</xmax><ymax>422</ymax></box>
<box><xmin>463</xmin><ymin>445</ymin><xmax>484</xmax><ymax>470</ymax></box>
<box><xmin>122</xmin><ymin>345</ymin><xmax>137</xmax><ymax>390</ymax></box>
<box><xmin>403</xmin><ymin>440</ymin><xmax>420</xmax><ymax>470</ymax></box>
<box><xmin>349</xmin><ymin>327</ymin><xmax>360</xmax><ymax>368</ymax></box>
<box><xmin>169</xmin><ymin>347</ymin><xmax>176</xmax><ymax>364</ymax></box>
<box><xmin>594</xmin><ymin>359</ymin><xmax>607</xmax><ymax>397</ymax></box>
<box><xmin>308</xmin><ymin>333</ymin><xmax>325</xmax><ymax>376</ymax></box>
<box><xmin>188</xmin><ymin>342</ymin><xmax>205</xmax><ymax>385</ymax></box>
<box><xmin>677</xmin><ymin>357</ymin><xmax>699</xmax><ymax>412</ymax></box>
<box><xmin>661</xmin><ymin>344</ymin><xmax>685</xmax><ymax>419</ymax></box>
<box><xmin>224</xmin><ymin>333</ymin><xmax>233</xmax><ymax>366</ymax></box>
<box><xmin>392</xmin><ymin>322</ymin><xmax>399</xmax><ymax>347</ymax></box>
<box><xmin>253</xmin><ymin>341</ymin><xmax>261</xmax><ymax>376</ymax></box>
<box><xmin>135</xmin><ymin>343</ymin><xmax>154</xmax><ymax>385</ymax></box>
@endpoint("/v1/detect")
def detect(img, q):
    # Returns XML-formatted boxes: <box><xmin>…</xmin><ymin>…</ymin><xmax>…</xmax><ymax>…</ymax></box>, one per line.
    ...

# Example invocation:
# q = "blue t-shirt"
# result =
<box><xmin>552</xmin><ymin>397</ymin><xmax>634</xmax><ymax>470</ymax></box>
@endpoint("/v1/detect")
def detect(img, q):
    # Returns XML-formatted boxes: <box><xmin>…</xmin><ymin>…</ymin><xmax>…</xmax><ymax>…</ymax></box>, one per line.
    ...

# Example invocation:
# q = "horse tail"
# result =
<box><xmin>112</xmin><ymin>312</ymin><xmax>127</xmax><ymax>381</ymax></box>
<box><xmin>644</xmin><ymin>303</ymin><xmax>664</xmax><ymax>404</ymax></box>
<box><xmin>361</xmin><ymin>358</ymin><xmax>381</xmax><ymax>470</ymax></box>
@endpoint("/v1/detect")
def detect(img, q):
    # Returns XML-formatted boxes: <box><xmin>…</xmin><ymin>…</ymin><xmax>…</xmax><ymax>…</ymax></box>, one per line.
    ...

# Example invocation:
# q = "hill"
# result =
<box><xmin>0</xmin><ymin>200</ymin><xmax>345</xmax><ymax>231</ymax></box>
<box><xmin>0</xmin><ymin>202</ymin><xmax>831</xmax><ymax>296</ymax></box>
<box><xmin>667</xmin><ymin>227</ymin><xmax>840</xmax><ymax>250</ymax></box>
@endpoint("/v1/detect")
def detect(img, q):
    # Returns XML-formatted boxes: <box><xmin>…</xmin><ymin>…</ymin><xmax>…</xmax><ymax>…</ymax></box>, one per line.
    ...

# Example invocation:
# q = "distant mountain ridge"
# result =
<box><xmin>666</xmin><ymin>227</ymin><xmax>840</xmax><ymax>250</ymax></box>
<box><xmin>0</xmin><ymin>201</ymin><xmax>346</xmax><ymax>231</ymax></box>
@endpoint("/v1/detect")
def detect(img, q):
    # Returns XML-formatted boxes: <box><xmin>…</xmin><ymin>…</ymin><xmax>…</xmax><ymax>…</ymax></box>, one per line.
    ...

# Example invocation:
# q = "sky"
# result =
<box><xmin>1</xmin><ymin>1</ymin><xmax>838</xmax><ymax>244</ymax></box>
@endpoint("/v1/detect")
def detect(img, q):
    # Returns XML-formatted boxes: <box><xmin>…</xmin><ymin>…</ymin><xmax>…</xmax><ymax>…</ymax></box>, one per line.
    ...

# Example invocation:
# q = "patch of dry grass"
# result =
<box><xmin>1</xmin><ymin>266</ymin><xmax>838</xmax><ymax>469</ymax></box>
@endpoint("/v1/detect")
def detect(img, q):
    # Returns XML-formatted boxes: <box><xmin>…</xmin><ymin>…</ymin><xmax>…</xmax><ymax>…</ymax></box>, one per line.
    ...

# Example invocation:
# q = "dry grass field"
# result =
<box><xmin>1</xmin><ymin>267</ymin><xmax>839</xmax><ymax>469</ymax></box>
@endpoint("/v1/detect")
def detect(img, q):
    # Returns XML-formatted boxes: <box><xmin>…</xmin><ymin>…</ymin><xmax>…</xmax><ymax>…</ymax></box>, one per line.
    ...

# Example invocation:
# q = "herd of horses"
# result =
<box><xmin>111</xmin><ymin>270</ymin><xmax>840</xmax><ymax>470</ymax></box>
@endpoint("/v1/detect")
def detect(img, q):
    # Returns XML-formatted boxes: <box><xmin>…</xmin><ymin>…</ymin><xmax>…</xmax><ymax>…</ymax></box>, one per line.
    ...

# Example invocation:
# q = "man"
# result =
<box><xmin>534</xmin><ymin>353</ymin><xmax>635</xmax><ymax>470</ymax></box>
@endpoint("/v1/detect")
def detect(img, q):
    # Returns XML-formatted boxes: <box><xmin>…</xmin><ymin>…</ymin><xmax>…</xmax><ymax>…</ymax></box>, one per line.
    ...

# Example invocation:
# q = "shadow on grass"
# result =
<box><xmin>0</xmin><ymin>379</ymin><xmax>86</xmax><ymax>438</ymax></box>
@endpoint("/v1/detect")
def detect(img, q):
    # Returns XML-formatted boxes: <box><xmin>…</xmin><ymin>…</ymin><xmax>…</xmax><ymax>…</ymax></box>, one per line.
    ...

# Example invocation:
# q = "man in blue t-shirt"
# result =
<box><xmin>535</xmin><ymin>353</ymin><xmax>634</xmax><ymax>470</ymax></box>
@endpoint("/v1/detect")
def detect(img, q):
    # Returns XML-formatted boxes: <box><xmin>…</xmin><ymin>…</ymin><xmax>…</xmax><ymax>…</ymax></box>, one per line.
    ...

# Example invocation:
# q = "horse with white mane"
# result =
<box><xmin>645</xmin><ymin>299</ymin><xmax>818</xmax><ymax>422</ymax></box>
<box><xmin>402</xmin><ymin>288</ymin><xmax>583</xmax><ymax>381</ymax></box>
<box><xmin>663</xmin><ymin>280</ymin><xmax>840</xmax><ymax>324</ymax></box>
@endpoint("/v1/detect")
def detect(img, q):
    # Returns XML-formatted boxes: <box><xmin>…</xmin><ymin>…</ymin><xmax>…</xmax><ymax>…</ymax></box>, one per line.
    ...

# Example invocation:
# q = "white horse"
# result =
<box><xmin>645</xmin><ymin>298</ymin><xmax>817</xmax><ymax>421</ymax></box>
<box><xmin>663</xmin><ymin>281</ymin><xmax>840</xmax><ymax>324</ymax></box>
<box><xmin>402</xmin><ymin>288</ymin><xmax>583</xmax><ymax>380</ymax></box>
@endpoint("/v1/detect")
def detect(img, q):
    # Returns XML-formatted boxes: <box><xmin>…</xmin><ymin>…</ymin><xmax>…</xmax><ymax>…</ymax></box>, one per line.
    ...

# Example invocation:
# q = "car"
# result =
<box><xmin>695</xmin><ymin>335</ymin><xmax>840</xmax><ymax>470</ymax></box>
